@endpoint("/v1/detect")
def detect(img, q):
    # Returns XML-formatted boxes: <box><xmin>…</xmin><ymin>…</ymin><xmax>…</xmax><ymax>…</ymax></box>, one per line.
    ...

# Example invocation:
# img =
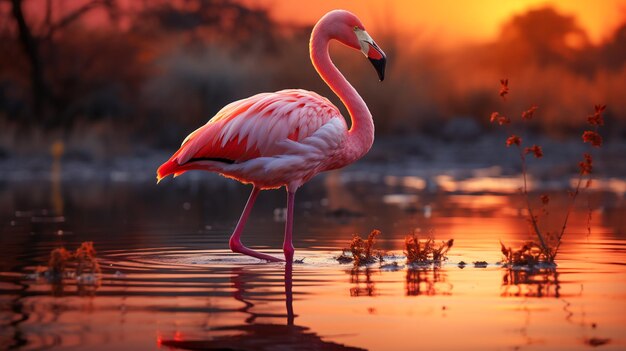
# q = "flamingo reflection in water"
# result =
<box><xmin>160</xmin><ymin>263</ymin><xmax>365</xmax><ymax>351</ymax></box>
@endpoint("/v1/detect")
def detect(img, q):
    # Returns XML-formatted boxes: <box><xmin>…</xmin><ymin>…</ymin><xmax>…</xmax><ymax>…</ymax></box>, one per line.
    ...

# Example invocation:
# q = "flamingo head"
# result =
<box><xmin>316</xmin><ymin>10</ymin><xmax>387</xmax><ymax>81</ymax></box>
<box><xmin>354</xmin><ymin>27</ymin><xmax>386</xmax><ymax>81</ymax></box>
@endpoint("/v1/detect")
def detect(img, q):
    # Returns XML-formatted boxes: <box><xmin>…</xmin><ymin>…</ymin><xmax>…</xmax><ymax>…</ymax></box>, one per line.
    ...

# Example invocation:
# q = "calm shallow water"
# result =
<box><xmin>0</xmin><ymin>168</ymin><xmax>625</xmax><ymax>350</ymax></box>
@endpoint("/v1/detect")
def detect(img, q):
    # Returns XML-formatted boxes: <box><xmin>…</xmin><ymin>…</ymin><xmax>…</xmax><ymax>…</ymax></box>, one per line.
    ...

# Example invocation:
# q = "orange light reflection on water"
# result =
<box><xmin>3</xmin><ymin>178</ymin><xmax>625</xmax><ymax>350</ymax></box>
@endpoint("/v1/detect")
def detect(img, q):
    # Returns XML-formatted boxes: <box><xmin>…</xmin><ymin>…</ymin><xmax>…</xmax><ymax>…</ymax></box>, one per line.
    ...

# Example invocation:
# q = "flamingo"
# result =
<box><xmin>156</xmin><ymin>10</ymin><xmax>386</xmax><ymax>262</ymax></box>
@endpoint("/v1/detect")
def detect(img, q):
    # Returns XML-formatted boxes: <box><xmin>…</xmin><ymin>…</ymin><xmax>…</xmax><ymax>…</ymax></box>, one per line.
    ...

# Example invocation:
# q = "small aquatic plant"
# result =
<box><xmin>336</xmin><ymin>229</ymin><xmax>382</xmax><ymax>266</ymax></box>
<box><xmin>404</xmin><ymin>234</ymin><xmax>453</xmax><ymax>266</ymax></box>
<box><xmin>500</xmin><ymin>241</ymin><xmax>545</xmax><ymax>267</ymax></box>
<box><xmin>38</xmin><ymin>241</ymin><xmax>101</xmax><ymax>282</ymax></box>
<box><xmin>490</xmin><ymin>80</ymin><xmax>604</xmax><ymax>265</ymax></box>
<box><xmin>473</xmin><ymin>261</ymin><xmax>489</xmax><ymax>268</ymax></box>
<box><xmin>48</xmin><ymin>247</ymin><xmax>72</xmax><ymax>277</ymax></box>
<box><xmin>74</xmin><ymin>241</ymin><xmax>101</xmax><ymax>277</ymax></box>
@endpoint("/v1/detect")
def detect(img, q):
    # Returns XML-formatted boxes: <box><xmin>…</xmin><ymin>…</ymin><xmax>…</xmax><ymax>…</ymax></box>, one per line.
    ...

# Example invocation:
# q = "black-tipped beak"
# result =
<box><xmin>355</xmin><ymin>29</ymin><xmax>386</xmax><ymax>81</ymax></box>
<box><xmin>369</xmin><ymin>55</ymin><xmax>386</xmax><ymax>81</ymax></box>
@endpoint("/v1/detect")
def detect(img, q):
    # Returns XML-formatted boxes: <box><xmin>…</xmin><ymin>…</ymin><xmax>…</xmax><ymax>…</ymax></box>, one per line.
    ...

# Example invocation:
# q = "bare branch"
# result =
<box><xmin>45</xmin><ymin>0</ymin><xmax>113</xmax><ymax>39</ymax></box>
<box><xmin>45</xmin><ymin>0</ymin><xmax>52</xmax><ymax>28</ymax></box>
<box><xmin>10</xmin><ymin>0</ymin><xmax>47</xmax><ymax>119</ymax></box>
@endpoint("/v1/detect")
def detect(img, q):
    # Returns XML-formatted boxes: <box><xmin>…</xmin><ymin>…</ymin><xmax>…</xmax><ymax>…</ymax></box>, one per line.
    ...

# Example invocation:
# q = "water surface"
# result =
<box><xmin>0</xmin><ymin>169</ymin><xmax>625</xmax><ymax>350</ymax></box>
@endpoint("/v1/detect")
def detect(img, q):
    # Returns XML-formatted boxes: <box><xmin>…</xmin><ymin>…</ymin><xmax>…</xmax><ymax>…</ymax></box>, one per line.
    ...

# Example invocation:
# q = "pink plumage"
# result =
<box><xmin>158</xmin><ymin>89</ymin><xmax>345</xmax><ymax>189</ymax></box>
<box><xmin>157</xmin><ymin>10</ymin><xmax>386</xmax><ymax>262</ymax></box>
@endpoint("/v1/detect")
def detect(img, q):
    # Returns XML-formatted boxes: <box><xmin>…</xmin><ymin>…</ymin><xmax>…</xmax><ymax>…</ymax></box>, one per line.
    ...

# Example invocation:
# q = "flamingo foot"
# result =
<box><xmin>230</xmin><ymin>240</ymin><xmax>283</xmax><ymax>262</ymax></box>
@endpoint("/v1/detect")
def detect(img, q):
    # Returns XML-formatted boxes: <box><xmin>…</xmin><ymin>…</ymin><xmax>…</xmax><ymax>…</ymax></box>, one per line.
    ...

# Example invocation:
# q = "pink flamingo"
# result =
<box><xmin>156</xmin><ymin>10</ymin><xmax>386</xmax><ymax>262</ymax></box>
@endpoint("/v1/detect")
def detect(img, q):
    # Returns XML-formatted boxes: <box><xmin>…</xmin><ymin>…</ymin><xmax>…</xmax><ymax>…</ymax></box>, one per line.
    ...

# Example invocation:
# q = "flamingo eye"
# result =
<box><xmin>353</xmin><ymin>26</ymin><xmax>359</xmax><ymax>31</ymax></box>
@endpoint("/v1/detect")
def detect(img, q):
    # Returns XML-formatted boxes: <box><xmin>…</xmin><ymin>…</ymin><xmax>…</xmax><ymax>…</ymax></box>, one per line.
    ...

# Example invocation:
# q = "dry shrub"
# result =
<box><xmin>48</xmin><ymin>247</ymin><xmax>72</xmax><ymax>277</ymax></box>
<box><xmin>491</xmin><ymin>79</ymin><xmax>604</xmax><ymax>265</ymax></box>
<box><xmin>500</xmin><ymin>241</ymin><xmax>548</xmax><ymax>267</ymax></box>
<box><xmin>46</xmin><ymin>241</ymin><xmax>101</xmax><ymax>280</ymax></box>
<box><xmin>405</xmin><ymin>235</ymin><xmax>454</xmax><ymax>265</ymax></box>
<box><xmin>74</xmin><ymin>241</ymin><xmax>101</xmax><ymax>276</ymax></box>
<box><xmin>336</xmin><ymin>230</ymin><xmax>382</xmax><ymax>266</ymax></box>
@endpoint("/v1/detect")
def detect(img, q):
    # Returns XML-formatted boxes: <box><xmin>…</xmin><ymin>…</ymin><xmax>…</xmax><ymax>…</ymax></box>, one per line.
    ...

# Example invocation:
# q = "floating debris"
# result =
<box><xmin>473</xmin><ymin>261</ymin><xmax>488</xmax><ymax>268</ymax></box>
<box><xmin>585</xmin><ymin>337</ymin><xmax>610</xmax><ymax>347</ymax></box>
<box><xmin>380</xmin><ymin>262</ymin><xmax>404</xmax><ymax>271</ymax></box>
<box><xmin>336</xmin><ymin>250</ymin><xmax>354</xmax><ymax>264</ymax></box>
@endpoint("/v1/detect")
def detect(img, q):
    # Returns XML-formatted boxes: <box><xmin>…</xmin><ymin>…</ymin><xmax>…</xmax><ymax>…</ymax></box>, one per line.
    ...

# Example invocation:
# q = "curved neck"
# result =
<box><xmin>310</xmin><ymin>26</ymin><xmax>374</xmax><ymax>162</ymax></box>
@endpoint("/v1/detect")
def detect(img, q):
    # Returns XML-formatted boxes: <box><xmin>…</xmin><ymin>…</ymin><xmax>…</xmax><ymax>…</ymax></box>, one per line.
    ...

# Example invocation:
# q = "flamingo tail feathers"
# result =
<box><xmin>157</xmin><ymin>156</ymin><xmax>238</xmax><ymax>183</ymax></box>
<box><xmin>156</xmin><ymin>159</ymin><xmax>181</xmax><ymax>183</ymax></box>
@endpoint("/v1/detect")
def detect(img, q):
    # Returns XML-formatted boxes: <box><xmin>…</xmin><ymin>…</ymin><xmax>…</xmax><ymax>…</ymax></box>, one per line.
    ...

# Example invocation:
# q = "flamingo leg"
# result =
<box><xmin>285</xmin><ymin>261</ymin><xmax>294</xmax><ymax>325</ymax></box>
<box><xmin>283</xmin><ymin>189</ymin><xmax>296</xmax><ymax>262</ymax></box>
<box><xmin>229</xmin><ymin>186</ymin><xmax>282</xmax><ymax>262</ymax></box>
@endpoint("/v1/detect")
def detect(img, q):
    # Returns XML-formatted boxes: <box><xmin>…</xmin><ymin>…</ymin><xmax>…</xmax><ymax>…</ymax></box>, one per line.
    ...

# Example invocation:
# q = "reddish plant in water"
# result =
<box><xmin>337</xmin><ymin>230</ymin><xmax>383</xmax><ymax>266</ymax></box>
<box><xmin>490</xmin><ymin>79</ymin><xmax>604</xmax><ymax>264</ymax></box>
<box><xmin>405</xmin><ymin>234</ymin><xmax>454</xmax><ymax>265</ymax></box>
<box><xmin>48</xmin><ymin>247</ymin><xmax>72</xmax><ymax>277</ymax></box>
<box><xmin>74</xmin><ymin>241</ymin><xmax>101</xmax><ymax>276</ymax></box>
<box><xmin>500</xmin><ymin>241</ymin><xmax>544</xmax><ymax>267</ymax></box>
<box><xmin>46</xmin><ymin>242</ymin><xmax>101</xmax><ymax>278</ymax></box>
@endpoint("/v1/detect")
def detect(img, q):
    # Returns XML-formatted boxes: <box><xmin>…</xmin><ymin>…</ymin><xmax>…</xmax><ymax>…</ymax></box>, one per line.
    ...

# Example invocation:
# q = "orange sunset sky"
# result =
<box><xmin>245</xmin><ymin>0</ymin><xmax>626</xmax><ymax>46</ymax></box>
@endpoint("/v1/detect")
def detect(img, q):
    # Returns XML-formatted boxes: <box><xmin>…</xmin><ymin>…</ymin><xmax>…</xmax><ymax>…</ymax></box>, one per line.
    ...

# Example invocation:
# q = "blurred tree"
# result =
<box><xmin>9</xmin><ymin>0</ymin><xmax>45</xmax><ymax>124</ymax></box>
<box><xmin>0</xmin><ymin>1</ymin><xmax>623</xmax><ymax>149</ymax></box>
<box><xmin>132</xmin><ymin>0</ymin><xmax>279</xmax><ymax>53</ymax></box>
<box><xmin>494</xmin><ymin>7</ymin><xmax>591</xmax><ymax>73</ymax></box>
<box><xmin>0</xmin><ymin>0</ymin><xmax>285</xmax><ymax>133</ymax></box>
<box><xmin>5</xmin><ymin>0</ymin><xmax>119</xmax><ymax>129</ymax></box>
<box><xmin>602</xmin><ymin>23</ymin><xmax>626</xmax><ymax>70</ymax></box>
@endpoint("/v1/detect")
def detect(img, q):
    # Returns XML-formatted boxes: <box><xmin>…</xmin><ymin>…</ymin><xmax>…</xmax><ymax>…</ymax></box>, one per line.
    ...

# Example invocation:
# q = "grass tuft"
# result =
<box><xmin>336</xmin><ymin>230</ymin><xmax>383</xmax><ymax>266</ymax></box>
<box><xmin>404</xmin><ymin>234</ymin><xmax>453</xmax><ymax>266</ymax></box>
<box><xmin>41</xmin><ymin>241</ymin><xmax>101</xmax><ymax>281</ymax></box>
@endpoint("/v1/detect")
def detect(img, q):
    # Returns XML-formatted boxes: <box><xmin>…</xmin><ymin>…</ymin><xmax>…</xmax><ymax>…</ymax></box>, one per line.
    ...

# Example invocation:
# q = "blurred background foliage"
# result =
<box><xmin>0</xmin><ymin>0</ymin><xmax>625</xmax><ymax>159</ymax></box>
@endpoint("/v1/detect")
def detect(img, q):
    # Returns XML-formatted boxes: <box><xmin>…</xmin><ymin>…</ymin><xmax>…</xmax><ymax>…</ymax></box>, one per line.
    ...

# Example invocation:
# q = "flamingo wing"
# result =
<box><xmin>157</xmin><ymin>89</ymin><xmax>345</xmax><ymax>181</ymax></box>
